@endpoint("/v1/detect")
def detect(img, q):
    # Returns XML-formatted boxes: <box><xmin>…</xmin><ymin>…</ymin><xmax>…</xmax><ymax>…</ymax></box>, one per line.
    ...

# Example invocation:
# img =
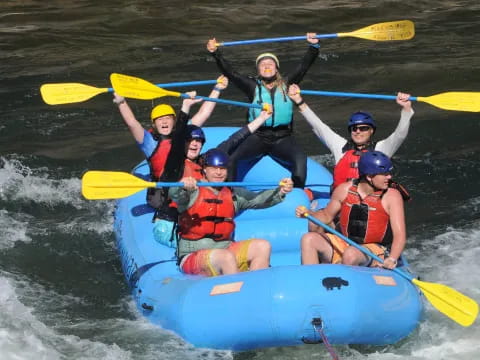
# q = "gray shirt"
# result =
<box><xmin>299</xmin><ymin>106</ymin><xmax>414</xmax><ymax>163</ymax></box>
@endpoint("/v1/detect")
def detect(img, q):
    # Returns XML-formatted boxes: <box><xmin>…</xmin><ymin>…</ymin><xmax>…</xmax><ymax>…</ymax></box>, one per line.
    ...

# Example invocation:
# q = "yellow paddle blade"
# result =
<box><xmin>412</xmin><ymin>278</ymin><xmax>479</xmax><ymax>327</ymax></box>
<box><xmin>110</xmin><ymin>73</ymin><xmax>182</xmax><ymax>100</ymax></box>
<box><xmin>416</xmin><ymin>92</ymin><xmax>480</xmax><ymax>112</ymax></box>
<box><xmin>40</xmin><ymin>83</ymin><xmax>109</xmax><ymax>105</ymax></box>
<box><xmin>82</xmin><ymin>171</ymin><xmax>155</xmax><ymax>200</ymax></box>
<box><xmin>338</xmin><ymin>20</ymin><xmax>415</xmax><ymax>41</ymax></box>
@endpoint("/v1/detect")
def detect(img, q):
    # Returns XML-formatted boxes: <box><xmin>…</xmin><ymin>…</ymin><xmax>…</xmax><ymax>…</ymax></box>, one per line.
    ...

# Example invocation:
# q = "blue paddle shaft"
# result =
<box><xmin>305</xmin><ymin>214</ymin><xmax>414</xmax><ymax>281</ymax></box>
<box><xmin>155</xmin><ymin>182</ymin><xmax>330</xmax><ymax>188</ymax></box>
<box><xmin>300</xmin><ymin>90</ymin><xmax>418</xmax><ymax>101</ymax></box>
<box><xmin>156</xmin><ymin>181</ymin><xmax>279</xmax><ymax>188</ymax></box>
<box><xmin>106</xmin><ymin>79</ymin><xmax>218</xmax><ymax>92</ymax></box>
<box><xmin>219</xmin><ymin>34</ymin><xmax>338</xmax><ymax>46</ymax></box>
<box><xmin>180</xmin><ymin>93</ymin><xmax>263</xmax><ymax>109</ymax></box>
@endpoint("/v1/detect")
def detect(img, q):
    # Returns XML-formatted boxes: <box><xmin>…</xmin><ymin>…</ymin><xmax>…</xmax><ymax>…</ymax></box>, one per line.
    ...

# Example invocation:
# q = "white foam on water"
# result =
<box><xmin>0</xmin><ymin>274</ymin><xmax>132</xmax><ymax>360</ymax></box>
<box><xmin>0</xmin><ymin>268</ymin><xmax>232</xmax><ymax>360</ymax></box>
<box><xmin>0</xmin><ymin>209</ymin><xmax>33</xmax><ymax>249</ymax></box>
<box><xmin>0</xmin><ymin>157</ymin><xmax>81</xmax><ymax>206</ymax></box>
<box><xmin>55</xmin><ymin>209</ymin><xmax>114</xmax><ymax>236</ymax></box>
<box><xmin>0</xmin><ymin>156</ymin><xmax>115</xmax><ymax>237</ymax></box>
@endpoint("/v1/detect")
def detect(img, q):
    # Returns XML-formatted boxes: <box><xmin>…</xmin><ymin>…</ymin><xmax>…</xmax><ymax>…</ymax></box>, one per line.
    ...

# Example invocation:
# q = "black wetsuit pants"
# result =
<box><xmin>228</xmin><ymin>128</ymin><xmax>307</xmax><ymax>188</ymax></box>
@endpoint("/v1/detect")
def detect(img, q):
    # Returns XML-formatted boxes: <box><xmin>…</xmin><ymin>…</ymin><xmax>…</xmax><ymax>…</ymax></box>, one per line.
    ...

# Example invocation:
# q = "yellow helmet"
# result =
<box><xmin>255</xmin><ymin>53</ymin><xmax>280</xmax><ymax>68</ymax></box>
<box><xmin>150</xmin><ymin>104</ymin><xmax>176</xmax><ymax>122</ymax></box>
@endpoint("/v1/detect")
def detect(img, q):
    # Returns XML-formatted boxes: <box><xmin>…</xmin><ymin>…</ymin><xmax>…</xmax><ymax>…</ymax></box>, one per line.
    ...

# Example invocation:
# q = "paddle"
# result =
<box><xmin>299</xmin><ymin>90</ymin><xmax>480</xmax><ymax>112</ymax></box>
<box><xmin>82</xmin><ymin>171</ymin><xmax>330</xmax><ymax>200</ymax></box>
<box><xmin>40</xmin><ymin>79</ymin><xmax>219</xmax><ymax>105</ymax></box>
<box><xmin>110</xmin><ymin>73</ymin><xmax>269</xmax><ymax>110</ymax></box>
<box><xmin>216</xmin><ymin>20</ymin><xmax>414</xmax><ymax>47</ymax></box>
<box><xmin>83</xmin><ymin>171</ymin><xmax>274</xmax><ymax>200</ymax></box>
<box><xmin>302</xmin><ymin>213</ymin><xmax>479</xmax><ymax>327</ymax></box>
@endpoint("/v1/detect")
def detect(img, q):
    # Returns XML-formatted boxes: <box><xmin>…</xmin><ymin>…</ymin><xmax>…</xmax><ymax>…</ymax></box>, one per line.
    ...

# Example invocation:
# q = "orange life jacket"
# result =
<box><xmin>332</xmin><ymin>142</ymin><xmax>375</xmax><ymax>189</ymax></box>
<box><xmin>168</xmin><ymin>159</ymin><xmax>204</xmax><ymax>210</ymax></box>
<box><xmin>339</xmin><ymin>184</ymin><xmax>392</xmax><ymax>247</ymax></box>
<box><xmin>183</xmin><ymin>158</ymin><xmax>203</xmax><ymax>180</ymax></box>
<box><xmin>179</xmin><ymin>186</ymin><xmax>236</xmax><ymax>241</ymax></box>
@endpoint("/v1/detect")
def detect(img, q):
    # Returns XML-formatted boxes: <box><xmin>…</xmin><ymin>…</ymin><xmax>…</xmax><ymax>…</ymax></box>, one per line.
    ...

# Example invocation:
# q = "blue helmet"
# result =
<box><xmin>348</xmin><ymin>111</ymin><xmax>376</xmax><ymax>131</ymax></box>
<box><xmin>185</xmin><ymin>125</ymin><xmax>206</xmax><ymax>144</ymax></box>
<box><xmin>203</xmin><ymin>148</ymin><xmax>229</xmax><ymax>168</ymax></box>
<box><xmin>358</xmin><ymin>151</ymin><xmax>393</xmax><ymax>176</ymax></box>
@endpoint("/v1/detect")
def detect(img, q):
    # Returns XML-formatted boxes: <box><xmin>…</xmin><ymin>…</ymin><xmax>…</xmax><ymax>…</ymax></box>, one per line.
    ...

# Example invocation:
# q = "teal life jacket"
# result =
<box><xmin>248</xmin><ymin>81</ymin><xmax>293</xmax><ymax>127</ymax></box>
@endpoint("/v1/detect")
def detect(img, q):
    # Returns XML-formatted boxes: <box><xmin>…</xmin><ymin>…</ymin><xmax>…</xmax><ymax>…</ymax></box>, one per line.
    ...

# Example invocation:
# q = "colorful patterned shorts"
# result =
<box><xmin>180</xmin><ymin>240</ymin><xmax>251</xmax><ymax>277</ymax></box>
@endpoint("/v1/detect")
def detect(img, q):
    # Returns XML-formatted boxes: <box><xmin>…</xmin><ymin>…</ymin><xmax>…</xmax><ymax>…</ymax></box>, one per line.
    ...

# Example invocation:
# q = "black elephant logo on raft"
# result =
<box><xmin>322</xmin><ymin>277</ymin><xmax>349</xmax><ymax>290</ymax></box>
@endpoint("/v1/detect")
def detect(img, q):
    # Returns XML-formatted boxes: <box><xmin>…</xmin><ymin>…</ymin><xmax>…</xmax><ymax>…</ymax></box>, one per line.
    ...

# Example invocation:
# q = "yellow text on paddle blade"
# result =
<box><xmin>110</xmin><ymin>73</ymin><xmax>182</xmax><ymax>100</ymax></box>
<box><xmin>339</xmin><ymin>20</ymin><xmax>415</xmax><ymax>41</ymax></box>
<box><xmin>40</xmin><ymin>83</ymin><xmax>109</xmax><ymax>105</ymax></box>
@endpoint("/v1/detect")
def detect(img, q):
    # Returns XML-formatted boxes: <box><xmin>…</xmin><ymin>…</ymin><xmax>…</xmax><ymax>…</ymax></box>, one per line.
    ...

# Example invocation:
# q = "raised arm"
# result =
<box><xmin>375</xmin><ymin>92</ymin><xmax>414</xmax><ymax>157</ymax></box>
<box><xmin>216</xmin><ymin>108</ymin><xmax>272</xmax><ymax>156</ymax></box>
<box><xmin>206</xmin><ymin>38</ymin><xmax>257</xmax><ymax>99</ymax></box>
<box><xmin>247</xmin><ymin>108</ymin><xmax>272</xmax><ymax>133</ymax></box>
<box><xmin>190</xmin><ymin>75</ymin><xmax>229</xmax><ymax>127</ymax></box>
<box><xmin>160</xmin><ymin>92</ymin><xmax>203</xmax><ymax>181</ymax></box>
<box><xmin>286</xmin><ymin>33</ymin><xmax>320</xmax><ymax>85</ymax></box>
<box><xmin>288</xmin><ymin>84</ymin><xmax>346</xmax><ymax>163</ymax></box>
<box><xmin>113</xmin><ymin>93</ymin><xmax>145</xmax><ymax>144</ymax></box>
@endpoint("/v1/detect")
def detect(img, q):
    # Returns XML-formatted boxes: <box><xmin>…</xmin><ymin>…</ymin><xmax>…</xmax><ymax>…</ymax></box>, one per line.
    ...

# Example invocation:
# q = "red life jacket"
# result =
<box><xmin>179</xmin><ymin>187</ymin><xmax>235</xmax><ymax>241</ymax></box>
<box><xmin>183</xmin><ymin>159</ymin><xmax>203</xmax><ymax>180</ymax></box>
<box><xmin>168</xmin><ymin>159</ymin><xmax>204</xmax><ymax>210</ymax></box>
<box><xmin>148</xmin><ymin>137</ymin><xmax>172</xmax><ymax>180</ymax></box>
<box><xmin>332</xmin><ymin>142</ymin><xmax>375</xmax><ymax>190</ymax></box>
<box><xmin>339</xmin><ymin>184</ymin><xmax>392</xmax><ymax>248</ymax></box>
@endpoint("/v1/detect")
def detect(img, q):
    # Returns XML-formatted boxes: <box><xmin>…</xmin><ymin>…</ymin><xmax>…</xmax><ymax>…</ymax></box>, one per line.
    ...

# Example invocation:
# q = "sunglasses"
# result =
<box><xmin>351</xmin><ymin>125</ymin><xmax>372</xmax><ymax>132</ymax></box>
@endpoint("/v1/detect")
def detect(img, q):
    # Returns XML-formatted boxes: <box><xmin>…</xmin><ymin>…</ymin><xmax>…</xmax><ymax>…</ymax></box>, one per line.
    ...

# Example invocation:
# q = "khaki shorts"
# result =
<box><xmin>180</xmin><ymin>240</ymin><xmax>251</xmax><ymax>277</ymax></box>
<box><xmin>321</xmin><ymin>233</ymin><xmax>387</xmax><ymax>267</ymax></box>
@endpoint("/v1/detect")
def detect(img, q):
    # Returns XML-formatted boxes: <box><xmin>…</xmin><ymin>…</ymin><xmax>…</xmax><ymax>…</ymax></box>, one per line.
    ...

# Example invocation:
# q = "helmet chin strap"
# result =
<box><xmin>365</xmin><ymin>176</ymin><xmax>382</xmax><ymax>192</ymax></box>
<box><xmin>260</xmin><ymin>74</ymin><xmax>277</xmax><ymax>83</ymax></box>
<box><xmin>354</xmin><ymin>141</ymin><xmax>372</xmax><ymax>150</ymax></box>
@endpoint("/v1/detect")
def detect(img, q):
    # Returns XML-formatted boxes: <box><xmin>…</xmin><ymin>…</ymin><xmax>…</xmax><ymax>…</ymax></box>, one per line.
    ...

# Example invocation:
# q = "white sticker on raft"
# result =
<box><xmin>373</xmin><ymin>275</ymin><xmax>397</xmax><ymax>286</ymax></box>
<box><xmin>210</xmin><ymin>281</ymin><xmax>244</xmax><ymax>295</ymax></box>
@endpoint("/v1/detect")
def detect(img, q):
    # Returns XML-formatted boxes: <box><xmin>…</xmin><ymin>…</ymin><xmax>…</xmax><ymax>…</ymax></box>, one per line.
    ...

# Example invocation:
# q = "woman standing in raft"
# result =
<box><xmin>206</xmin><ymin>34</ymin><xmax>320</xmax><ymax>189</ymax></box>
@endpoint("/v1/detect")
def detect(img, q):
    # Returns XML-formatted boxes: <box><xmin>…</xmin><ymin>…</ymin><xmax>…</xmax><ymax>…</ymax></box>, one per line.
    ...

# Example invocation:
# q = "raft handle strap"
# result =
<box><xmin>312</xmin><ymin>318</ymin><xmax>340</xmax><ymax>360</ymax></box>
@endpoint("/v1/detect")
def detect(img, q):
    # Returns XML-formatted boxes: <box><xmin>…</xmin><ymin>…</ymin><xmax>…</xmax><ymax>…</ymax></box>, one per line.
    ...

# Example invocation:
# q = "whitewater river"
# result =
<box><xmin>0</xmin><ymin>1</ymin><xmax>479</xmax><ymax>359</ymax></box>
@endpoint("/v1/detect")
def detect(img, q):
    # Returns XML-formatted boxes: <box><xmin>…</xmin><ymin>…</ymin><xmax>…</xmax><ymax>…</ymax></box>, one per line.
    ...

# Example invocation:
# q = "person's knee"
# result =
<box><xmin>251</xmin><ymin>239</ymin><xmax>271</xmax><ymax>256</ymax></box>
<box><xmin>213</xmin><ymin>249</ymin><xmax>237</xmax><ymax>266</ymax></box>
<box><xmin>301</xmin><ymin>232</ymin><xmax>318</xmax><ymax>249</ymax></box>
<box><xmin>341</xmin><ymin>248</ymin><xmax>363</xmax><ymax>265</ymax></box>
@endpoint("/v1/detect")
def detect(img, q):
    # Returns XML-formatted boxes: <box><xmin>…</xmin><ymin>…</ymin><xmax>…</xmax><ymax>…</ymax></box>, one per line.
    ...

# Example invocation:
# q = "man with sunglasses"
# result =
<box><xmin>287</xmin><ymin>84</ymin><xmax>413</xmax><ymax>189</ymax></box>
<box><xmin>295</xmin><ymin>151</ymin><xmax>405</xmax><ymax>269</ymax></box>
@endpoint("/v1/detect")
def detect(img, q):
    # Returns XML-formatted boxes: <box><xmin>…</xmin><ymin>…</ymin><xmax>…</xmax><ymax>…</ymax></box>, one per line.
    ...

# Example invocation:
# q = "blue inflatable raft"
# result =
<box><xmin>114</xmin><ymin>127</ymin><xmax>423</xmax><ymax>351</ymax></box>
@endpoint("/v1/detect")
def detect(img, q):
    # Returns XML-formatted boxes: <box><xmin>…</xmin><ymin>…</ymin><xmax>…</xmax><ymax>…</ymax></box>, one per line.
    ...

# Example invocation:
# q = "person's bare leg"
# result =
<box><xmin>301</xmin><ymin>232</ymin><xmax>333</xmax><ymax>264</ymax></box>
